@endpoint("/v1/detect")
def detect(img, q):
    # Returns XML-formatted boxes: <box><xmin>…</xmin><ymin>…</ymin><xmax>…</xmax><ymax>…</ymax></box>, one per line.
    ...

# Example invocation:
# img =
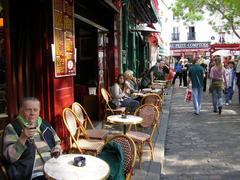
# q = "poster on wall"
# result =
<box><xmin>53</xmin><ymin>0</ymin><xmax>76</xmax><ymax>77</ymax></box>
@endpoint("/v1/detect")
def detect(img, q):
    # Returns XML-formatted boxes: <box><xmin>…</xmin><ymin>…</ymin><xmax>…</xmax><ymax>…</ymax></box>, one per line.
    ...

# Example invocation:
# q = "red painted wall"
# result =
<box><xmin>53</xmin><ymin>77</ymin><xmax>74</xmax><ymax>144</ymax></box>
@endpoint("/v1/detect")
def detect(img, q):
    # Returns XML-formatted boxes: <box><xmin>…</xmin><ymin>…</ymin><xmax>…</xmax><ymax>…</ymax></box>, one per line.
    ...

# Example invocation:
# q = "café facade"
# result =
<box><xmin>0</xmin><ymin>0</ymin><xmax>160</xmax><ymax>146</ymax></box>
<box><xmin>170</xmin><ymin>41</ymin><xmax>211</xmax><ymax>61</ymax></box>
<box><xmin>0</xmin><ymin>0</ymin><xmax>121</xmax><ymax>144</ymax></box>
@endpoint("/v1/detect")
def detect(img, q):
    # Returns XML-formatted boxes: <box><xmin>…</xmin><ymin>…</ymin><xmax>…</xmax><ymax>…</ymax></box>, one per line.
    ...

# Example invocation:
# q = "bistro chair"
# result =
<box><xmin>0</xmin><ymin>130</ymin><xmax>9</xmax><ymax>180</ymax></box>
<box><xmin>126</xmin><ymin>104</ymin><xmax>160</xmax><ymax>168</ymax></box>
<box><xmin>72</xmin><ymin>102</ymin><xmax>108</xmax><ymax>140</ymax></box>
<box><xmin>140</xmin><ymin>93</ymin><xmax>162</xmax><ymax>134</ymax></box>
<box><xmin>141</xmin><ymin>93</ymin><xmax>163</xmax><ymax>119</ymax></box>
<box><xmin>62</xmin><ymin>108</ymin><xmax>105</xmax><ymax>156</ymax></box>
<box><xmin>100</xmin><ymin>88</ymin><xmax>126</xmax><ymax>127</ymax></box>
<box><xmin>98</xmin><ymin>134</ymin><xmax>136</xmax><ymax>180</ymax></box>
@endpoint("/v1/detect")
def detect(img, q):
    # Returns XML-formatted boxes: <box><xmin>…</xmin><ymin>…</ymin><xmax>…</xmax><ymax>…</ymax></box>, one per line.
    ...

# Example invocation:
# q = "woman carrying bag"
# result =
<box><xmin>209</xmin><ymin>56</ymin><xmax>227</xmax><ymax>115</ymax></box>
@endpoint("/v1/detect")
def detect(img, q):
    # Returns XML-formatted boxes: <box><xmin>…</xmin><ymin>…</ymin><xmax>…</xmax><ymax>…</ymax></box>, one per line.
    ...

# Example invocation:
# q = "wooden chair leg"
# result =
<box><xmin>138</xmin><ymin>143</ymin><xmax>144</xmax><ymax>168</ymax></box>
<box><xmin>148</xmin><ymin>140</ymin><xmax>154</xmax><ymax>160</ymax></box>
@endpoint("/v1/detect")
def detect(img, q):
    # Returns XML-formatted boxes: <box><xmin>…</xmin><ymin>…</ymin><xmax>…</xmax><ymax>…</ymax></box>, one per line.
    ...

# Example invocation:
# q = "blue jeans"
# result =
<box><xmin>225</xmin><ymin>87</ymin><xmax>234</xmax><ymax>103</ymax></box>
<box><xmin>121</xmin><ymin>98</ymin><xmax>140</xmax><ymax>113</ymax></box>
<box><xmin>212</xmin><ymin>88</ymin><xmax>223</xmax><ymax>111</ymax></box>
<box><xmin>192</xmin><ymin>88</ymin><xmax>203</xmax><ymax>114</ymax></box>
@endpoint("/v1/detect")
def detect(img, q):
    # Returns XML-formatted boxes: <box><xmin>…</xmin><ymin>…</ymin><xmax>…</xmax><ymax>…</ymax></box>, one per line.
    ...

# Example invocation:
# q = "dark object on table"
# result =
<box><xmin>121</xmin><ymin>114</ymin><xmax>127</xmax><ymax>119</ymax></box>
<box><xmin>73</xmin><ymin>156</ymin><xmax>86</xmax><ymax>167</ymax></box>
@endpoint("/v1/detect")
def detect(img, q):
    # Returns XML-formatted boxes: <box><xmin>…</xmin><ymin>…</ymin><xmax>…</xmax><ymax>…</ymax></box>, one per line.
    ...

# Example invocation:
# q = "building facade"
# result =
<box><xmin>0</xmin><ymin>0</ymin><xmax>161</xmax><ymax>147</ymax></box>
<box><xmin>169</xmin><ymin>3</ymin><xmax>240</xmax><ymax>61</ymax></box>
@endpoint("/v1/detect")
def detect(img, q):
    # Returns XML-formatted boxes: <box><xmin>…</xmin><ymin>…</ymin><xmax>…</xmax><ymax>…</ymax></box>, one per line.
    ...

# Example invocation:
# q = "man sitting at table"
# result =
<box><xmin>140</xmin><ymin>59</ymin><xmax>167</xmax><ymax>88</ymax></box>
<box><xmin>2</xmin><ymin>97</ymin><xmax>61</xmax><ymax>180</ymax></box>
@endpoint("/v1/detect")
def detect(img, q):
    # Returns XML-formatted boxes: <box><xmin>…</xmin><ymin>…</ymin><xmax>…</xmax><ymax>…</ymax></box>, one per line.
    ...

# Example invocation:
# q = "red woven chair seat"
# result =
<box><xmin>86</xmin><ymin>129</ymin><xmax>108</xmax><ymax>140</ymax></box>
<box><xmin>126</xmin><ymin>131</ymin><xmax>150</xmax><ymax>143</ymax></box>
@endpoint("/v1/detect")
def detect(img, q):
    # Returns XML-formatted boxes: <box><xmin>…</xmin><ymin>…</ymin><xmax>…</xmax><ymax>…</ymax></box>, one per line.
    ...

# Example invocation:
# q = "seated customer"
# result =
<box><xmin>111</xmin><ymin>74</ymin><xmax>139</xmax><ymax>113</ymax></box>
<box><xmin>124</xmin><ymin>69</ymin><xmax>139</xmax><ymax>94</ymax></box>
<box><xmin>2</xmin><ymin>97</ymin><xmax>61</xmax><ymax>180</ymax></box>
<box><xmin>140</xmin><ymin>60</ymin><xmax>165</xmax><ymax>88</ymax></box>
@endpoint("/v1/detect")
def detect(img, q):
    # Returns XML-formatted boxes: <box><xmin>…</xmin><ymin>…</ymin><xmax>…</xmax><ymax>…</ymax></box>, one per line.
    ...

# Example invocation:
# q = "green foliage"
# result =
<box><xmin>171</xmin><ymin>0</ymin><xmax>240</xmax><ymax>39</ymax></box>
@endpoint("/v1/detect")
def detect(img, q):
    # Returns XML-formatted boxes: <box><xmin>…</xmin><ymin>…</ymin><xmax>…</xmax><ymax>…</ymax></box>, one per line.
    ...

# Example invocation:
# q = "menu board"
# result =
<box><xmin>53</xmin><ymin>0</ymin><xmax>76</xmax><ymax>77</ymax></box>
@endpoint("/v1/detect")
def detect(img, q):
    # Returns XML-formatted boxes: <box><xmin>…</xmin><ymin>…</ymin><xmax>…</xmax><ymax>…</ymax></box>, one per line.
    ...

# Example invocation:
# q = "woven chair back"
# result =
<box><xmin>134</xmin><ymin>104</ymin><xmax>159</xmax><ymax>128</ymax></box>
<box><xmin>108</xmin><ymin>135</ymin><xmax>136</xmax><ymax>179</ymax></box>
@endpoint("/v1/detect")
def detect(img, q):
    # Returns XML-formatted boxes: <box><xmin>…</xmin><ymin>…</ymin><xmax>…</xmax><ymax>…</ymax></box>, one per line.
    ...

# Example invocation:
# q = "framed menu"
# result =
<box><xmin>53</xmin><ymin>0</ymin><xmax>76</xmax><ymax>77</ymax></box>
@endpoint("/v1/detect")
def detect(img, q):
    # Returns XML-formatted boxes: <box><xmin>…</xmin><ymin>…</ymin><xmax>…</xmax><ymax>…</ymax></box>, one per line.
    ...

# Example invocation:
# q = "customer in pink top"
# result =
<box><xmin>209</xmin><ymin>56</ymin><xmax>227</xmax><ymax>114</ymax></box>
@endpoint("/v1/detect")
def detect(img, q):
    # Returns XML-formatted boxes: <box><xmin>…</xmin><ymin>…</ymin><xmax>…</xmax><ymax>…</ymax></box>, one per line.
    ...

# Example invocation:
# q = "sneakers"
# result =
<box><xmin>229</xmin><ymin>100</ymin><xmax>232</xmax><ymax>104</ymax></box>
<box><xmin>218</xmin><ymin>107</ymin><xmax>222</xmax><ymax>115</ymax></box>
<box><xmin>225</xmin><ymin>103</ymin><xmax>229</xmax><ymax>106</ymax></box>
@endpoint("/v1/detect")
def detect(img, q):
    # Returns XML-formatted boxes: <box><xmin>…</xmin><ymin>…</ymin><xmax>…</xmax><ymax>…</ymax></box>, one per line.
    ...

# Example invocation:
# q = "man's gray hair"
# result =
<box><xmin>20</xmin><ymin>97</ymin><xmax>41</xmax><ymax>108</ymax></box>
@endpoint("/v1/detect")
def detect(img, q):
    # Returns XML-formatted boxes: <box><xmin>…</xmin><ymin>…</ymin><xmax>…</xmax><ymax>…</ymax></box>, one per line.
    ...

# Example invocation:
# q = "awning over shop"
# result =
<box><xmin>210</xmin><ymin>43</ymin><xmax>240</xmax><ymax>52</ymax></box>
<box><xmin>130</xmin><ymin>24</ymin><xmax>161</xmax><ymax>33</ymax></box>
<box><xmin>130</xmin><ymin>0</ymin><xmax>160</xmax><ymax>24</ymax></box>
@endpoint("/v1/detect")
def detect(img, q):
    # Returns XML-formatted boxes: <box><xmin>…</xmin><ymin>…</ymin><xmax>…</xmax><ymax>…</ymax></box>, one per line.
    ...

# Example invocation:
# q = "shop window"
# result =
<box><xmin>188</xmin><ymin>26</ymin><xmax>196</xmax><ymax>40</ymax></box>
<box><xmin>172</xmin><ymin>27</ymin><xmax>179</xmax><ymax>41</ymax></box>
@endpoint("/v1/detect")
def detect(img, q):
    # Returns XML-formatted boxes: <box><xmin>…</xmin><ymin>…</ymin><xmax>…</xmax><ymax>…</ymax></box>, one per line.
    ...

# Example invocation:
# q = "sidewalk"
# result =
<box><xmin>161</xmin><ymin>85</ymin><xmax>240</xmax><ymax>179</ymax></box>
<box><xmin>131</xmin><ymin>87</ymin><xmax>173</xmax><ymax>180</ymax></box>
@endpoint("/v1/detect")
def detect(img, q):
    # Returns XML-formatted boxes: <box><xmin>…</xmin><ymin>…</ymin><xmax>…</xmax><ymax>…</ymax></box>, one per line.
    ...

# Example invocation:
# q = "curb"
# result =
<box><xmin>159</xmin><ymin>87</ymin><xmax>173</xmax><ymax>178</ymax></box>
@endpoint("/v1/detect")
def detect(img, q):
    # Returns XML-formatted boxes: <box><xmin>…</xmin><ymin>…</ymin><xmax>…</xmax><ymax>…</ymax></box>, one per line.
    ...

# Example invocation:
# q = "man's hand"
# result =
<box><xmin>51</xmin><ymin>147</ymin><xmax>62</xmax><ymax>158</ymax></box>
<box><xmin>19</xmin><ymin>127</ymin><xmax>37</xmax><ymax>144</ymax></box>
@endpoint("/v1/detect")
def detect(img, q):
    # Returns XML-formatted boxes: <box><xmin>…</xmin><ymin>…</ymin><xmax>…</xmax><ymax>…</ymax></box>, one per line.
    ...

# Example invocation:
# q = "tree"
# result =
<box><xmin>171</xmin><ymin>0</ymin><xmax>240</xmax><ymax>39</ymax></box>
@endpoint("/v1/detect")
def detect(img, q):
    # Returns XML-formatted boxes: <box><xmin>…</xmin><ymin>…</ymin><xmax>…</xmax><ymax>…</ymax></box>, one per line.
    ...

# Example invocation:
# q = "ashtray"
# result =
<box><xmin>73</xmin><ymin>156</ymin><xmax>86</xmax><ymax>167</ymax></box>
<box><xmin>121</xmin><ymin>114</ymin><xmax>127</xmax><ymax>119</ymax></box>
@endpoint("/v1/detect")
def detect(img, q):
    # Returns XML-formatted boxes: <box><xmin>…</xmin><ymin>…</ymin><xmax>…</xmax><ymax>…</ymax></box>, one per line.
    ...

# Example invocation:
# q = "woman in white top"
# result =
<box><xmin>111</xmin><ymin>74</ymin><xmax>139</xmax><ymax>113</ymax></box>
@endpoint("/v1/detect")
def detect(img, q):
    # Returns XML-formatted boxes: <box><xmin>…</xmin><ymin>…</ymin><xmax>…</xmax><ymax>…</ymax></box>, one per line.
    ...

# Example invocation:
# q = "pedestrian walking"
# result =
<box><xmin>187</xmin><ymin>58</ymin><xmax>205</xmax><ymax>115</ymax></box>
<box><xmin>209</xmin><ymin>56</ymin><xmax>227</xmax><ymax>114</ymax></box>
<box><xmin>199</xmin><ymin>57</ymin><xmax>208</xmax><ymax>92</ymax></box>
<box><xmin>182</xmin><ymin>58</ymin><xmax>189</xmax><ymax>88</ymax></box>
<box><xmin>235</xmin><ymin>56</ymin><xmax>240</xmax><ymax>105</ymax></box>
<box><xmin>172</xmin><ymin>58</ymin><xmax>183</xmax><ymax>87</ymax></box>
<box><xmin>224</xmin><ymin>61</ymin><xmax>236</xmax><ymax>105</ymax></box>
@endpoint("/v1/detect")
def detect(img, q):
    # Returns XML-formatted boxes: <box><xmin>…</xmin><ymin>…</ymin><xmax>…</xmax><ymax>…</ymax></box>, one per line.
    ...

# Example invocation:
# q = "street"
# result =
<box><xmin>162</xmin><ymin>84</ymin><xmax>240</xmax><ymax>180</ymax></box>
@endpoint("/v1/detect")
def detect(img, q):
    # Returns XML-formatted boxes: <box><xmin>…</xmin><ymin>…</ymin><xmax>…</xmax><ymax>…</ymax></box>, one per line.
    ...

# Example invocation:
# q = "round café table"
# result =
<box><xmin>107</xmin><ymin>114</ymin><xmax>143</xmax><ymax>134</ymax></box>
<box><xmin>44</xmin><ymin>154</ymin><xmax>110</xmax><ymax>180</ymax></box>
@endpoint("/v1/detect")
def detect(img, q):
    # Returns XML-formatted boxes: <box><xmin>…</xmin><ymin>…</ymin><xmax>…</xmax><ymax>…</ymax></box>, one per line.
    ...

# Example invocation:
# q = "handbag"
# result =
<box><xmin>108</xmin><ymin>101</ymin><xmax>117</xmax><ymax>109</ymax></box>
<box><xmin>185</xmin><ymin>88</ymin><xmax>192</xmax><ymax>102</ymax></box>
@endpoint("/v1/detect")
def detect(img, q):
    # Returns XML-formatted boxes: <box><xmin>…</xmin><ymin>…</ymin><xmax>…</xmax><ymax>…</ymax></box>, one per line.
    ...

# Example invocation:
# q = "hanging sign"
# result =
<box><xmin>53</xmin><ymin>0</ymin><xmax>76</xmax><ymax>77</ymax></box>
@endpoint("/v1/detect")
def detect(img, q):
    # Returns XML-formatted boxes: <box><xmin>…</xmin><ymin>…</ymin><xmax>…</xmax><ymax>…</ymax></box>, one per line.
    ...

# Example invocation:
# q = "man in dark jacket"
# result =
<box><xmin>2</xmin><ymin>97</ymin><xmax>61</xmax><ymax>180</ymax></box>
<box><xmin>188</xmin><ymin>58</ymin><xmax>205</xmax><ymax>115</ymax></box>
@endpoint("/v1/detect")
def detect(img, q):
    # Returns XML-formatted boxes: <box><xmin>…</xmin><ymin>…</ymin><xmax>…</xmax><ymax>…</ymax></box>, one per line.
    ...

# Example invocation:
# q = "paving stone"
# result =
<box><xmin>162</xmin><ymin>83</ymin><xmax>240</xmax><ymax>179</ymax></box>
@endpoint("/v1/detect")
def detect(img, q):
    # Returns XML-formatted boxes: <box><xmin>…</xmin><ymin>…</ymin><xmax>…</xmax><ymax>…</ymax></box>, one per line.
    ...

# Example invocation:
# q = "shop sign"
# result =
<box><xmin>52</xmin><ymin>0</ymin><xmax>76</xmax><ymax>77</ymax></box>
<box><xmin>170</xmin><ymin>42</ymin><xmax>210</xmax><ymax>50</ymax></box>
